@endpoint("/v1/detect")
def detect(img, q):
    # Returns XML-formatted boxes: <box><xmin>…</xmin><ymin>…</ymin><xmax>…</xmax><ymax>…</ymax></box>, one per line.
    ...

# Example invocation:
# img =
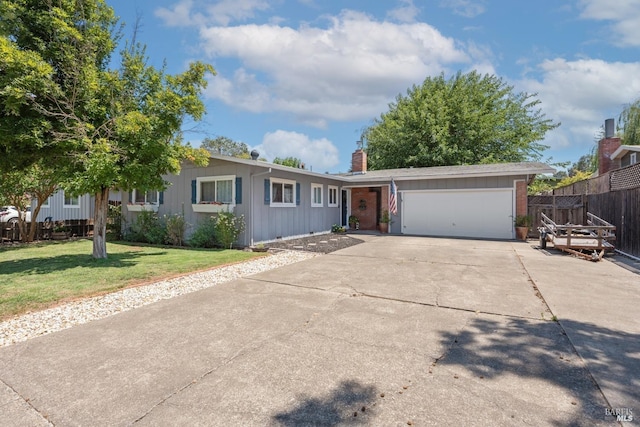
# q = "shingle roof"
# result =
<box><xmin>206</xmin><ymin>154</ymin><xmax>555</xmax><ymax>182</ymax></box>
<box><xmin>341</xmin><ymin>162</ymin><xmax>555</xmax><ymax>182</ymax></box>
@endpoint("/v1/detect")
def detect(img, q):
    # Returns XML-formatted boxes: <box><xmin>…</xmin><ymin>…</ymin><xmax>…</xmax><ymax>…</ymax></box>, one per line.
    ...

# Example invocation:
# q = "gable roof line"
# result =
<box><xmin>205</xmin><ymin>154</ymin><xmax>555</xmax><ymax>182</ymax></box>
<box><xmin>207</xmin><ymin>153</ymin><xmax>340</xmax><ymax>180</ymax></box>
<box><xmin>610</xmin><ymin>144</ymin><xmax>640</xmax><ymax>160</ymax></box>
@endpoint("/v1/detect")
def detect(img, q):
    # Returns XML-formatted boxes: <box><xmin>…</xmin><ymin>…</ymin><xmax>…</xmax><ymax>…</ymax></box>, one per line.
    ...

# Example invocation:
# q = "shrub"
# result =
<box><xmin>189</xmin><ymin>216</ymin><xmax>217</xmax><ymax>248</ymax></box>
<box><xmin>331</xmin><ymin>224</ymin><xmax>346</xmax><ymax>232</ymax></box>
<box><xmin>214</xmin><ymin>212</ymin><xmax>245</xmax><ymax>249</ymax></box>
<box><xmin>124</xmin><ymin>210</ymin><xmax>166</xmax><ymax>244</ymax></box>
<box><xmin>165</xmin><ymin>214</ymin><xmax>188</xmax><ymax>246</ymax></box>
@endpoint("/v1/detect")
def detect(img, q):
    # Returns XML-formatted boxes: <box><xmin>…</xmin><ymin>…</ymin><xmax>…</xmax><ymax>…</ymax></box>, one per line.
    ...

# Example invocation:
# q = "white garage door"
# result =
<box><xmin>402</xmin><ymin>189</ymin><xmax>514</xmax><ymax>239</ymax></box>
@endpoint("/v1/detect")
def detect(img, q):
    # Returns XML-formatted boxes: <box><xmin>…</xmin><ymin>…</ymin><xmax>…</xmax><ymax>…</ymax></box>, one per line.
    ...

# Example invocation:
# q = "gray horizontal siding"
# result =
<box><xmin>250</xmin><ymin>169</ymin><xmax>342</xmax><ymax>244</ymax></box>
<box><xmin>124</xmin><ymin>159</ymin><xmax>343</xmax><ymax>246</ymax></box>
<box><xmin>34</xmin><ymin>190</ymin><xmax>94</xmax><ymax>222</ymax></box>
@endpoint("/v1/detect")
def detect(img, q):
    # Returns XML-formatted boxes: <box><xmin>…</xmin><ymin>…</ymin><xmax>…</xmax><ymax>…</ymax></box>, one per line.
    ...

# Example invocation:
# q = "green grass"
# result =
<box><xmin>0</xmin><ymin>239</ymin><xmax>264</xmax><ymax>320</ymax></box>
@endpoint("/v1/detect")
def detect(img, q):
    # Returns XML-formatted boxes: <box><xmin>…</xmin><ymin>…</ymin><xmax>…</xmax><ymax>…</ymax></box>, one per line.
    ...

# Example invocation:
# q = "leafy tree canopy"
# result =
<box><xmin>201</xmin><ymin>136</ymin><xmax>250</xmax><ymax>158</ymax></box>
<box><xmin>273</xmin><ymin>156</ymin><xmax>304</xmax><ymax>168</ymax></box>
<box><xmin>0</xmin><ymin>0</ymin><xmax>214</xmax><ymax>258</ymax></box>
<box><xmin>568</xmin><ymin>152</ymin><xmax>596</xmax><ymax>177</ymax></box>
<box><xmin>618</xmin><ymin>97</ymin><xmax>640</xmax><ymax>146</ymax></box>
<box><xmin>364</xmin><ymin>71</ymin><xmax>560</xmax><ymax>170</ymax></box>
<box><xmin>555</xmin><ymin>170</ymin><xmax>592</xmax><ymax>188</ymax></box>
<box><xmin>0</xmin><ymin>162</ymin><xmax>61</xmax><ymax>242</ymax></box>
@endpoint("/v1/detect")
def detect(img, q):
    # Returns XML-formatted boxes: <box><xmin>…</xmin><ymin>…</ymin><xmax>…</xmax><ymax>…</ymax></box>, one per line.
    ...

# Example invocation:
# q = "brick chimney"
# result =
<box><xmin>598</xmin><ymin>118</ymin><xmax>621</xmax><ymax>175</ymax></box>
<box><xmin>351</xmin><ymin>148</ymin><xmax>367</xmax><ymax>173</ymax></box>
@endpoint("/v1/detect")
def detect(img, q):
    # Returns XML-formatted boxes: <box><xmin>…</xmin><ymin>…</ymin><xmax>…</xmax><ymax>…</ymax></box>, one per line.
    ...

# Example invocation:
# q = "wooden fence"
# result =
<box><xmin>530</xmin><ymin>161</ymin><xmax>640</xmax><ymax>258</ymax></box>
<box><xmin>527</xmin><ymin>194</ymin><xmax>586</xmax><ymax>238</ymax></box>
<box><xmin>1</xmin><ymin>219</ymin><xmax>93</xmax><ymax>244</ymax></box>
<box><xmin>587</xmin><ymin>189</ymin><xmax>640</xmax><ymax>258</ymax></box>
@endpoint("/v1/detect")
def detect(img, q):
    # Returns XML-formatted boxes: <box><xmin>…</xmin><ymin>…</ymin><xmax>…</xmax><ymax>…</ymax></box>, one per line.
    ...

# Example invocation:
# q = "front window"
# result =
<box><xmin>63</xmin><ymin>192</ymin><xmax>79</xmax><ymax>207</ymax></box>
<box><xmin>197</xmin><ymin>175</ymin><xmax>235</xmax><ymax>205</ymax></box>
<box><xmin>271</xmin><ymin>178</ymin><xmax>296</xmax><ymax>207</ymax></box>
<box><xmin>311</xmin><ymin>183</ymin><xmax>323</xmax><ymax>207</ymax></box>
<box><xmin>133</xmin><ymin>190</ymin><xmax>159</xmax><ymax>204</ymax></box>
<box><xmin>328</xmin><ymin>186</ymin><xmax>339</xmax><ymax>207</ymax></box>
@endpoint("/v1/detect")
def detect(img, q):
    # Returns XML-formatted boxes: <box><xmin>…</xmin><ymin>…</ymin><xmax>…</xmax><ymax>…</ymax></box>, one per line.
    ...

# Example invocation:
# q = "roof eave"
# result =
<box><xmin>610</xmin><ymin>145</ymin><xmax>640</xmax><ymax>160</ymax></box>
<box><xmin>342</xmin><ymin>167</ymin><xmax>556</xmax><ymax>182</ymax></box>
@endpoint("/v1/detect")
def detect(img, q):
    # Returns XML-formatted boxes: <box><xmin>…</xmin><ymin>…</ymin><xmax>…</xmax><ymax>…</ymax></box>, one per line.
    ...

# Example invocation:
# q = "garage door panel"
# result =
<box><xmin>402</xmin><ymin>189</ymin><xmax>514</xmax><ymax>239</ymax></box>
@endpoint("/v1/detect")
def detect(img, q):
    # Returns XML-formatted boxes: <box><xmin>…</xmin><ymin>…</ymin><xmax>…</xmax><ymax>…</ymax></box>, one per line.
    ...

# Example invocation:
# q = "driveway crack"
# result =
<box><xmin>429</xmin><ymin>315</ymin><xmax>473</xmax><ymax>374</ymax></box>
<box><xmin>132</xmin><ymin>292</ymin><xmax>344</xmax><ymax>425</ymax></box>
<box><xmin>0</xmin><ymin>378</ymin><xmax>53</xmax><ymax>426</ymax></box>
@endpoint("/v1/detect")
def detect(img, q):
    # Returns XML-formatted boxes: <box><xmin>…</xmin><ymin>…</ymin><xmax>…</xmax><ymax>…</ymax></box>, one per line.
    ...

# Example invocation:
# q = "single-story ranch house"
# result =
<box><xmin>121</xmin><ymin>149</ymin><xmax>554</xmax><ymax>246</ymax></box>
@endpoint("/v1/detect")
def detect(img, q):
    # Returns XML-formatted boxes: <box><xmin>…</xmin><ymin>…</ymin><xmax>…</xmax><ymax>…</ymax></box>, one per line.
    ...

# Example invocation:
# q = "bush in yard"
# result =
<box><xmin>214</xmin><ymin>212</ymin><xmax>245</xmax><ymax>249</ymax></box>
<box><xmin>124</xmin><ymin>210</ymin><xmax>166</xmax><ymax>244</ymax></box>
<box><xmin>165</xmin><ymin>214</ymin><xmax>188</xmax><ymax>246</ymax></box>
<box><xmin>189</xmin><ymin>216</ymin><xmax>218</xmax><ymax>248</ymax></box>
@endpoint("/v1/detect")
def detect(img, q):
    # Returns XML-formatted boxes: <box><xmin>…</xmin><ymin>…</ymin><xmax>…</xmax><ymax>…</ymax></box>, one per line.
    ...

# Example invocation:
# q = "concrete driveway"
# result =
<box><xmin>1</xmin><ymin>235</ymin><xmax>638</xmax><ymax>426</ymax></box>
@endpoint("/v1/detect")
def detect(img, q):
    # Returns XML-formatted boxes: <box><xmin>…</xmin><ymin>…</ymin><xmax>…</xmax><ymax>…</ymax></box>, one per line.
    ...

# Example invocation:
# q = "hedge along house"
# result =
<box><xmin>121</xmin><ymin>149</ymin><xmax>554</xmax><ymax>245</ymax></box>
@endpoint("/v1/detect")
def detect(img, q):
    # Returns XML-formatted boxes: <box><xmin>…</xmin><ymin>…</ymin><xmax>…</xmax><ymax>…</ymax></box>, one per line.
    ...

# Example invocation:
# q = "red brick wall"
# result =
<box><xmin>351</xmin><ymin>188</ymin><xmax>377</xmax><ymax>230</ymax></box>
<box><xmin>516</xmin><ymin>180</ymin><xmax>527</xmax><ymax>217</ymax></box>
<box><xmin>598</xmin><ymin>137</ymin><xmax>621</xmax><ymax>175</ymax></box>
<box><xmin>351</xmin><ymin>149</ymin><xmax>367</xmax><ymax>173</ymax></box>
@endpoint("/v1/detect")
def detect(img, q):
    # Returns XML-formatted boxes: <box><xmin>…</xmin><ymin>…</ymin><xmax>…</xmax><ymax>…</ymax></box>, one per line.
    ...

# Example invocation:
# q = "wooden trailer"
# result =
<box><xmin>539</xmin><ymin>212</ymin><xmax>616</xmax><ymax>261</ymax></box>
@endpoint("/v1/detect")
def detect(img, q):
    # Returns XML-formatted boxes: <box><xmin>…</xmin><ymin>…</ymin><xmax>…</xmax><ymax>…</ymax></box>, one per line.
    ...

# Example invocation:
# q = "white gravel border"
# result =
<box><xmin>0</xmin><ymin>250</ymin><xmax>317</xmax><ymax>348</ymax></box>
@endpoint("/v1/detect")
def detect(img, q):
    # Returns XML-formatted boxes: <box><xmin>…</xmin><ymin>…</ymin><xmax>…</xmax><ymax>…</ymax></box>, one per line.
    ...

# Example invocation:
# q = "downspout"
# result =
<box><xmin>249</xmin><ymin>167</ymin><xmax>272</xmax><ymax>246</ymax></box>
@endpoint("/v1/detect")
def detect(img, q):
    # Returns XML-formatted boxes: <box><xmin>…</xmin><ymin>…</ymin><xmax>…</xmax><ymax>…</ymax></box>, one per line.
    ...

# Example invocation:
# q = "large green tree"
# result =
<box><xmin>1</xmin><ymin>0</ymin><xmax>213</xmax><ymax>258</ymax></box>
<box><xmin>364</xmin><ymin>71</ymin><xmax>559</xmax><ymax>169</ymax></box>
<box><xmin>618</xmin><ymin>97</ymin><xmax>640</xmax><ymax>146</ymax></box>
<box><xmin>201</xmin><ymin>136</ymin><xmax>250</xmax><ymax>158</ymax></box>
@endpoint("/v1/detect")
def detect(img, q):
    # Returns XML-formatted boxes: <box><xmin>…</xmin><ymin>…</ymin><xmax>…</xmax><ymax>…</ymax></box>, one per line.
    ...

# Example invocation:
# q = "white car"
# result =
<box><xmin>0</xmin><ymin>206</ymin><xmax>32</xmax><ymax>226</ymax></box>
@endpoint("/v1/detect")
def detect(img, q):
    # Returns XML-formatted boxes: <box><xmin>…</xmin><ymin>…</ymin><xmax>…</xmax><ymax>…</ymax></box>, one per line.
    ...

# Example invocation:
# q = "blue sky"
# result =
<box><xmin>106</xmin><ymin>0</ymin><xmax>640</xmax><ymax>173</ymax></box>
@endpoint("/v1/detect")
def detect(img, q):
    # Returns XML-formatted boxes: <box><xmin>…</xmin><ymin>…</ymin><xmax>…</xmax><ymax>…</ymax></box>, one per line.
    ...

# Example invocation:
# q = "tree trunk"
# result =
<box><xmin>28</xmin><ymin>186</ymin><xmax>56</xmax><ymax>242</ymax></box>
<box><xmin>27</xmin><ymin>204</ymin><xmax>43</xmax><ymax>242</ymax></box>
<box><xmin>17</xmin><ymin>217</ymin><xmax>28</xmax><ymax>243</ymax></box>
<box><xmin>93</xmin><ymin>187</ymin><xmax>110</xmax><ymax>259</ymax></box>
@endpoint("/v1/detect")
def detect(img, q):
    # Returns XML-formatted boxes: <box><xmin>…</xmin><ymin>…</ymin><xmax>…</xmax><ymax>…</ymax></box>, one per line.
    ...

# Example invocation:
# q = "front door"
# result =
<box><xmin>341</xmin><ymin>189</ymin><xmax>349</xmax><ymax>227</ymax></box>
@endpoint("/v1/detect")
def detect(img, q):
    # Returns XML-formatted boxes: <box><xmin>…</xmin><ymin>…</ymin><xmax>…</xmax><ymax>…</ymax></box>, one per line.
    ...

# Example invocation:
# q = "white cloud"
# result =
<box><xmin>439</xmin><ymin>0</ymin><xmax>486</xmax><ymax>18</ymax></box>
<box><xmin>252</xmin><ymin>130</ymin><xmax>340</xmax><ymax>170</ymax></box>
<box><xmin>578</xmin><ymin>0</ymin><xmax>640</xmax><ymax>47</ymax></box>
<box><xmin>155</xmin><ymin>0</ymin><xmax>204</xmax><ymax>27</ymax></box>
<box><xmin>155</xmin><ymin>0</ymin><xmax>271</xmax><ymax>27</ymax></box>
<box><xmin>205</xmin><ymin>0</ymin><xmax>271</xmax><ymax>26</ymax></box>
<box><xmin>518</xmin><ymin>58</ymin><xmax>640</xmax><ymax>151</ymax></box>
<box><xmin>200</xmin><ymin>10</ymin><xmax>471</xmax><ymax>126</ymax></box>
<box><xmin>387</xmin><ymin>0</ymin><xmax>420</xmax><ymax>23</ymax></box>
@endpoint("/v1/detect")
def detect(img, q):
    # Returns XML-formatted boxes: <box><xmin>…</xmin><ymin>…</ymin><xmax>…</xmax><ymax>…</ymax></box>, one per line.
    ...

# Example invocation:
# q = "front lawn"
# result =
<box><xmin>0</xmin><ymin>239</ymin><xmax>264</xmax><ymax>320</ymax></box>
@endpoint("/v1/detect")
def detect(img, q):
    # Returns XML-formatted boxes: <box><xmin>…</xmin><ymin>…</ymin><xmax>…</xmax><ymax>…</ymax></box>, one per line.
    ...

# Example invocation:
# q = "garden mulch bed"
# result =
<box><xmin>262</xmin><ymin>233</ymin><xmax>365</xmax><ymax>254</ymax></box>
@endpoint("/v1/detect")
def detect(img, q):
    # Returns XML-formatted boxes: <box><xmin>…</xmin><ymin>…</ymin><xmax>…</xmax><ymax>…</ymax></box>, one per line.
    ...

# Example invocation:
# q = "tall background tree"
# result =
<box><xmin>618</xmin><ymin>97</ymin><xmax>640</xmax><ymax>146</ymax></box>
<box><xmin>1</xmin><ymin>0</ymin><xmax>213</xmax><ymax>258</ymax></box>
<box><xmin>273</xmin><ymin>156</ymin><xmax>304</xmax><ymax>168</ymax></box>
<box><xmin>364</xmin><ymin>71</ymin><xmax>560</xmax><ymax>170</ymax></box>
<box><xmin>201</xmin><ymin>136</ymin><xmax>250</xmax><ymax>158</ymax></box>
<box><xmin>568</xmin><ymin>152</ymin><xmax>597</xmax><ymax>177</ymax></box>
